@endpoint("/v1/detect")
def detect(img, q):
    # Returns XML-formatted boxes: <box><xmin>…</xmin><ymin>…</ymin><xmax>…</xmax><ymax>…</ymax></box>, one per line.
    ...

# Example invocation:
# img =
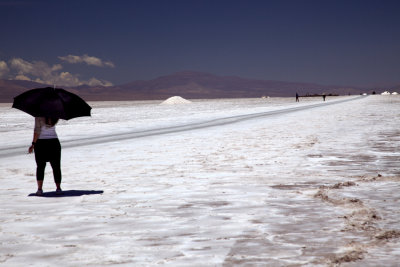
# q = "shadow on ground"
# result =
<box><xmin>28</xmin><ymin>190</ymin><xmax>104</xmax><ymax>197</ymax></box>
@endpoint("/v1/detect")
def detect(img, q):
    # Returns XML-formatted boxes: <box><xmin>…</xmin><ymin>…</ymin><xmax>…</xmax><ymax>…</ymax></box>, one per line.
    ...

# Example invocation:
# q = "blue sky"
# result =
<box><xmin>1</xmin><ymin>0</ymin><xmax>400</xmax><ymax>87</ymax></box>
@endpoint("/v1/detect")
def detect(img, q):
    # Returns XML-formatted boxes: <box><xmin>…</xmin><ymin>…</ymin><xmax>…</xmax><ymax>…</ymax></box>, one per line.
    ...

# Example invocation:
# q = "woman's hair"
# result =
<box><xmin>45</xmin><ymin>117</ymin><xmax>59</xmax><ymax>127</ymax></box>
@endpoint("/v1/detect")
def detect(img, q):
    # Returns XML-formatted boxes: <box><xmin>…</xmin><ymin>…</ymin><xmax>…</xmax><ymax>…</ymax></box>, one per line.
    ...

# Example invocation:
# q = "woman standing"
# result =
<box><xmin>28</xmin><ymin>117</ymin><xmax>62</xmax><ymax>196</ymax></box>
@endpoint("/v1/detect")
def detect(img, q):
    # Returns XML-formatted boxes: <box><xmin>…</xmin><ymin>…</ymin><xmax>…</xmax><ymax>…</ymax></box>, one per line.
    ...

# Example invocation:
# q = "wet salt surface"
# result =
<box><xmin>0</xmin><ymin>95</ymin><xmax>399</xmax><ymax>266</ymax></box>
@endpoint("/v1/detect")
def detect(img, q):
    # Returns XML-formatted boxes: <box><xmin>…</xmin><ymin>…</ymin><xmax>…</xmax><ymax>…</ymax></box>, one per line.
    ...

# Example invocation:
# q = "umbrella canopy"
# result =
<box><xmin>12</xmin><ymin>87</ymin><xmax>92</xmax><ymax>120</ymax></box>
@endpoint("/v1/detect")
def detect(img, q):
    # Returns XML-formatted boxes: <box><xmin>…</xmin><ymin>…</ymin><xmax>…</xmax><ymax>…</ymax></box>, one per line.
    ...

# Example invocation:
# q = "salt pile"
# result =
<box><xmin>161</xmin><ymin>96</ymin><xmax>192</xmax><ymax>105</ymax></box>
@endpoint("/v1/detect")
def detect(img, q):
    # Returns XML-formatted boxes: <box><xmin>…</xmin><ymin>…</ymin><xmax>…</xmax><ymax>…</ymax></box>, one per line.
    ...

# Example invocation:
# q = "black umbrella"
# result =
<box><xmin>12</xmin><ymin>87</ymin><xmax>92</xmax><ymax>120</ymax></box>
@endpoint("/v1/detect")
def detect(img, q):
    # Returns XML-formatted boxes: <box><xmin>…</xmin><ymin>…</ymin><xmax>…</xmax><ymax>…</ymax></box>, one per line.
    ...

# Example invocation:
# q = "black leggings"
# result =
<box><xmin>34</xmin><ymin>139</ymin><xmax>62</xmax><ymax>184</ymax></box>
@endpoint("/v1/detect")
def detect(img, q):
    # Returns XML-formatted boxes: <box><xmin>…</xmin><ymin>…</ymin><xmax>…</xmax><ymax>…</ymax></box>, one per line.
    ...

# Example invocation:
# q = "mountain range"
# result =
<box><xmin>0</xmin><ymin>71</ymin><xmax>381</xmax><ymax>102</ymax></box>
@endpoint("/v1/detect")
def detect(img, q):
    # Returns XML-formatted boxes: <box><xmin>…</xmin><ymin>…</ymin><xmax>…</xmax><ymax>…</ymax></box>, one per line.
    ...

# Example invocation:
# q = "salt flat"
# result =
<box><xmin>0</xmin><ymin>95</ymin><xmax>399</xmax><ymax>266</ymax></box>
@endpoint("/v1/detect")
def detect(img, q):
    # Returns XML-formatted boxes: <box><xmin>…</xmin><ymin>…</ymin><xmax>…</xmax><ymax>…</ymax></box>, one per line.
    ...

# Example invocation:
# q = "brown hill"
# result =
<box><xmin>113</xmin><ymin>71</ymin><xmax>364</xmax><ymax>99</ymax></box>
<box><xmin>0</xmin><ymin>71</ymin><xmax>365</xmax><ymax>102</ymax></box>
<box><xmin>0</xmin><ymin>79</ymin><xmax>50</xmax><ymax>103</ymax></box>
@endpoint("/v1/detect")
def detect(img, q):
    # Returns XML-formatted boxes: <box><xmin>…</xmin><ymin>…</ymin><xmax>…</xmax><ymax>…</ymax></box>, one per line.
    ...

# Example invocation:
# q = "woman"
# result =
<box><xmin>28</xmin><ymin>117</ymin><xmax>62</xmax><ymax>196</ymax></box>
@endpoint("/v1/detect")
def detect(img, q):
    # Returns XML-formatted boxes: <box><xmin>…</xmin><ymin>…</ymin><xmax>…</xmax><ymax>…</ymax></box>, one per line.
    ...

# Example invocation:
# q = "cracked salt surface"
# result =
<box><xmin>0</xmin><ymin>95</ymin><xmax>399</xmax><ymax>266</ymax></box>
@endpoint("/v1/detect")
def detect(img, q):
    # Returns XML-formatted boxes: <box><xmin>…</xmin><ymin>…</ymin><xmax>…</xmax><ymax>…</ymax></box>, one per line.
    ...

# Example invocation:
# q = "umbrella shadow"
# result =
<box><xmin>28</xmin><ymin>190</ymin><xmax>104</xmax><ymax>198</ymax></box>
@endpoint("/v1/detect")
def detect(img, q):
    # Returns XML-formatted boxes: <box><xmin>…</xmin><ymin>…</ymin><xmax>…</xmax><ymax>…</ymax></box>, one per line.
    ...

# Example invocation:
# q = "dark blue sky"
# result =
<box><xmin>1</xmin><ymin>0</ymin><xmax>400</xmax><ymax>87</ymax></box>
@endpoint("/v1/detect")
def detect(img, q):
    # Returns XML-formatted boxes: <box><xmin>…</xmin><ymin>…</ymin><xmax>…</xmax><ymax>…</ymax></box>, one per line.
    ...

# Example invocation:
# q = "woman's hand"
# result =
<box><xmin>28</xmin><ymin>145</ymin><xmax>34</xmax><ymax>154</ymax></box>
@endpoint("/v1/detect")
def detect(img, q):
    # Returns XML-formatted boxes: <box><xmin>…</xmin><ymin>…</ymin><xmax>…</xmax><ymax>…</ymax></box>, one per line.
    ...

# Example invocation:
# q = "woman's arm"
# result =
<box><xmin>28</xmin><ymin>132</ymin><xmax>39</xmax><ymax>153</ymax></box>
<box><xmin>28</xmin><ymin>118</ymin><xmax>41</xmax><ymax>154</ymax></box>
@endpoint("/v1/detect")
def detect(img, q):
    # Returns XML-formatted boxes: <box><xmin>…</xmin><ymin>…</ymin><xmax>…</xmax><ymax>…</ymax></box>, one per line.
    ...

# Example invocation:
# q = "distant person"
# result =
<box><xmin>296</xmin><ymin>92</ymin><xmax>299</xmax><ymax>102</ymax></box>
<box><xmin>28</xmin><ymin>117</ymin><xmax>62</xmax><ymax>196</ymax></box>
<box><xmin>322</xmin><ymin>94</ymin><xmax>326</xmax><ymax>101</ymax></box>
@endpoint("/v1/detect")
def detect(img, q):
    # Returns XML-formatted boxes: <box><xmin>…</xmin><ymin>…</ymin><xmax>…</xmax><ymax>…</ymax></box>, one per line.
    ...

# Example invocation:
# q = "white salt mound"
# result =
<box><xmin>161</xmin><ymin>96</ymin><xmax>192</xmax><ymax>105</ymax></box>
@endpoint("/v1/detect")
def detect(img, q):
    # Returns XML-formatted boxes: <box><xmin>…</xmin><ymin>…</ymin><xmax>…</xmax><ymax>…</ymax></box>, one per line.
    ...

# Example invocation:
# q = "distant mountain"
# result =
<box><xmin>0</xmin><ymin>71</ymin><xmax>367</xmax><ymax>102</ymax></box>
<box><xmin>112</xmin><ymin>71</ymin><xmax>365</xmax><ymax>99</ymax></box>
<box><xmin>0</xmin><ymin>79</ymin><xmax>50</xmax><ymax>103</ymax></box>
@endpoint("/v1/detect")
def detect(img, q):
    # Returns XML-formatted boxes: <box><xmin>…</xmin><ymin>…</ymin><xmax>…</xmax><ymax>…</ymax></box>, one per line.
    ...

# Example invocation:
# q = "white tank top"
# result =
<box><xmin>39</xmin><ymin>125</ymin><xmax>58</xmax><ymax>139</ymax></box>
<box><xmin>35</xmin><ymin>117</ymin><xmax>58</xmax><ymax>139</ymax></box>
